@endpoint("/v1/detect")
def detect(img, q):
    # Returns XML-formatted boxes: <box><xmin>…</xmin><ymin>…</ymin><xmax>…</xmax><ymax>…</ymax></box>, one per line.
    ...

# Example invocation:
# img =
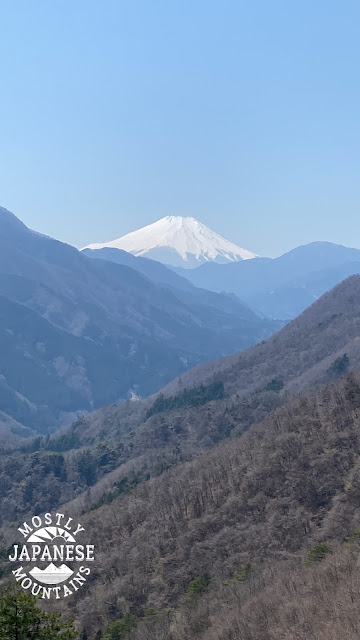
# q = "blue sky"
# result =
<box><xmin>0</xmin><ymin>0</ymin><xmax>359</xmax><ymax>257</ymax></box>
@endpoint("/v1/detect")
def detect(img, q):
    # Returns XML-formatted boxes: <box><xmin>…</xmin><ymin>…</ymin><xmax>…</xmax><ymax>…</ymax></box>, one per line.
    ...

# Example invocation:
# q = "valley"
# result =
<box><xmin>1</xmin><ymin>264</ymin><xmax>360</xmax><ymax>638</ymax></box>
<box><xmin>1</xmin><ymin>211</ymin><xmax>360</xmax><ymax>640</ymax></box>
<box><xmin>0</xmin><ymin>207</ymin><xmax>279</xmax><ymax>439</ymax></box>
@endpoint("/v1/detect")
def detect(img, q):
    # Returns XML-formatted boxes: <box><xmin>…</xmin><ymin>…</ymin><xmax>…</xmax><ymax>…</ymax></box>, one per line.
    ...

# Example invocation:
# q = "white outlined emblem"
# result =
<box><xmin>8</xmin><ymin>513</ymin><xmax>94</xmax><ymax>599</ymax></box>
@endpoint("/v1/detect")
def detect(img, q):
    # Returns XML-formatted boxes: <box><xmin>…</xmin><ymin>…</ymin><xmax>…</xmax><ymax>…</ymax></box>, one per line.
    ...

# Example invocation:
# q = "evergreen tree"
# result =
<box><xmin>0</xmin><ymin>587</ymin><xmax>78</xmax><ymax>640</ymax></box>
<box><xmin>102</xmin><ymin>613</ymin><xmax>138</xmax><ymax>639</ymax></box>
<box><xmin>328</xmin><ymin>353</ymin><xmax>350</xmax><ymax>378</ymax></box>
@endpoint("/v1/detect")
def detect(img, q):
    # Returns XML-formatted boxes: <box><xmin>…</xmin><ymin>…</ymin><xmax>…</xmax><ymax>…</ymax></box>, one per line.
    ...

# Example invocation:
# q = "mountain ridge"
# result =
<box><xmin>2</xmin><ymin>275</ymin><xmax>360</xmax><ymax>639</ymax></box>
<box><xmin>0</xmin><ymin>207</ymin><xmax>278</xmax><ymax>438</ymax></box>
<box><xmin>174</xmin><ymin>240</ymin><xmax>360</xmax><ymax>318</ymax></box>
<box><xmin>161</xmin><ymin>273</ymin><xmax>360</xmax><ymax>396</ymax></box>
<box><xmin>1</xmin><ymin>274</ymin><xmax>358</xmax><ymax>530</ymax></box>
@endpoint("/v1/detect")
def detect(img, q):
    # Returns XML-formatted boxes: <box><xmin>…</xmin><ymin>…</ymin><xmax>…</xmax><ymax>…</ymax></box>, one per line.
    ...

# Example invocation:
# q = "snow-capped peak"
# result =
<box><xmin>82</xmin><ymin>216</ymin><xmax>257</xmax><ymax>269</ymax></box>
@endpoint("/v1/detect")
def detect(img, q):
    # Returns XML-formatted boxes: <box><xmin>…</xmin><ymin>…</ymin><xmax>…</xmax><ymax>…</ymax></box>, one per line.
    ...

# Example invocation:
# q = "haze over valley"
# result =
<box><xmin>3</xmin><ymin>205</ymin><xmax>360</xmax><ymax>442</ymax></box>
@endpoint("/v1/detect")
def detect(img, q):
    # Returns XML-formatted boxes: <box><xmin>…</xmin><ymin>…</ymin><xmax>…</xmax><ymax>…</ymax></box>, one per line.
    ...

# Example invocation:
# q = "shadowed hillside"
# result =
<box><xmin>0</xmin><ymin>206</ymin><xmax>279</xmax><ymax>437</ymax></box>
<box><xmin>7</xmin><ymin>371</ymin><xmax>359</xmax><ymax>640</ymax></box>
<box><xmin>162</xmin><ymin>274</ymin><xmax>360</xmax><ymax>397</ymax></box>
<box><xmin>2</xmin><ymin>277</ymin><xmax>360</xmax><ymax>637</ymax></box>
<box><xmin>1</xmin><ymin>276</ymin><xmax>360</xmax><ymax>530</ymax></box>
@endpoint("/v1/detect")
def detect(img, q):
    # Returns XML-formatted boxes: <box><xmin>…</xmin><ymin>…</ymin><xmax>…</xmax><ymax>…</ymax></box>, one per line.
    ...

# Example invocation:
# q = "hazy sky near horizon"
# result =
<box><xmin>1</xmin><ymin>1</ymin><xmax>360</xmax><ymax>257</ymax></box>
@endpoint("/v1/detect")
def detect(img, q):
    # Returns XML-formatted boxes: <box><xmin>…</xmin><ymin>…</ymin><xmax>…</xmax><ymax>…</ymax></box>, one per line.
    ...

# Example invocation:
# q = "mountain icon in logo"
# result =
<box><xmin>29</xmin><ymin>563</ymin><xmax>74</xmax><ymax>585</ymax></box>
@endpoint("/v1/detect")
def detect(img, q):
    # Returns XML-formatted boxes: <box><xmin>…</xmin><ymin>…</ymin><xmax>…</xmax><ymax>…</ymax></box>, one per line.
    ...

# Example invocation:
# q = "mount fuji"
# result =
<box><xmin>82</xmin><ymin>216</ymin><xmax>257</xmax><ymax>268</ymax></box>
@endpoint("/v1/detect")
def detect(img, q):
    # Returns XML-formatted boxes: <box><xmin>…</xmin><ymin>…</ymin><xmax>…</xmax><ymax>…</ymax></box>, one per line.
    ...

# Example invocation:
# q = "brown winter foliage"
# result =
<box><xmin>2</xmin><ymin>277</ymin><xmax>360</xmax><ymax>638</ymax></box>
<box><xmin>53</xmin><ymin>371</ymin><xmax>360</xmax><ymax>639</ymax></box>
<box><xmin>160</xmin><ymin>274</ymin><xmax>360</xmax><ymax>395</ymax></box>
<box><xmin>1</xmin><ymin>276</ymin><xmax>360</xmax><ymax>531</ymax></box>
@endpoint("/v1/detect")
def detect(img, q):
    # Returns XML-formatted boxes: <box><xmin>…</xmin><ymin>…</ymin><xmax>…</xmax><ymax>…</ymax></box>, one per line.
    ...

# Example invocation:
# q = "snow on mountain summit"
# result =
<box><xmin>82</xmin><ymin>216</ymin><xmax>257</xmax><ymax>269</ymax></box>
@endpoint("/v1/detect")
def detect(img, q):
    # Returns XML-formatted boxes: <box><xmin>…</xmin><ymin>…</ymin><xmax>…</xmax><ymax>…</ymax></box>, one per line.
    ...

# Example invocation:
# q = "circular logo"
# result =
<box><xmin>9</xmin><ymin>513</ymin><xmax>94</xmax><ymax>599</ymax></box>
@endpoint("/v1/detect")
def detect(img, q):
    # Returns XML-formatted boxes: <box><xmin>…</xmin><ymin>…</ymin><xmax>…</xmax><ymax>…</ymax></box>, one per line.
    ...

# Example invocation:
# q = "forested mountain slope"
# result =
<box><xmin>2</xmin><ymin>277</ymin><xmax>360</xmax><ymax>637</ymax></box>
<box><xmin>52</xmin><ymin>274</ymin><xmax>360</xmax><ymax>455</ymax></box>
<box><xmin>0</xmin><ymin>207</ymin><xmax>278</xmax><ymax>436</ymax></box>
<box><xmin>162</xmin><ymin>274</ymin><xmax>360</xmax><ymax>397</ymax></box>
<box><xmin>1</xmin><ymin>276</ymin><xmax>360</xmax><ymax>532</ymax></box>
<box><xmin>0</xmin><ymin>274</ymin><xmax>359</xmax><ymax>530</ymax></box>
<box><xmin>9</xmin><ymin>371</ymin><xmax>360</xmax><ymax>640</ymax></box>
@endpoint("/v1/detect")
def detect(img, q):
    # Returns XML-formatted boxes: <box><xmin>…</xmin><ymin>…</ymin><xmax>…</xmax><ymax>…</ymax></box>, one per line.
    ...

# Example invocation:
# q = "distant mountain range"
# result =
<box><xmin>173</xmin><ymin>241</ymin><xmax>360</xmax><ymax>319</ymax></box>
<box><xmin>3</xmin><ymin>272</ymin><xmax>360</xmax><ymax>527</ymax></box>
<box><xmin>3</xmin><ymin>204</ymin><xmax>360</xmax><ymax>437</ymax></box>
<box><xmin>0</xmin><ymin>207</ymin><xmax>278</xmax><ymax>438</ymax></box>
<box><xmin>82</xmin><ymin>215</ymin><xmax>257</xmax><ymax>268</ymax></box>
<box><xmin>83</xmin><ymin>217</ymin><xmax>360</xmax><ymax>319</ymax></box>
<box><xmin>64</xmin><ymin>274</ymin><xmax>360</xmax><ymax>450</ymax></box>
<box><xmin>81</xmin><ymin>246</ymin><xmax>197</xmax><ymax>292</ymax></box>
<box><xmin>3</xmin><ymin>274</ymin><xmax>360</xmax><ymax>640</ymax></box>
<box><xmin>162</xmin><ymin>274</ymin><xmax>360</xmax><ymax>398</ymax></box>
<box><xmin>2</xmin><ymin>214</ymin><xmax>360</xmax><ymax>640</ymax></box>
